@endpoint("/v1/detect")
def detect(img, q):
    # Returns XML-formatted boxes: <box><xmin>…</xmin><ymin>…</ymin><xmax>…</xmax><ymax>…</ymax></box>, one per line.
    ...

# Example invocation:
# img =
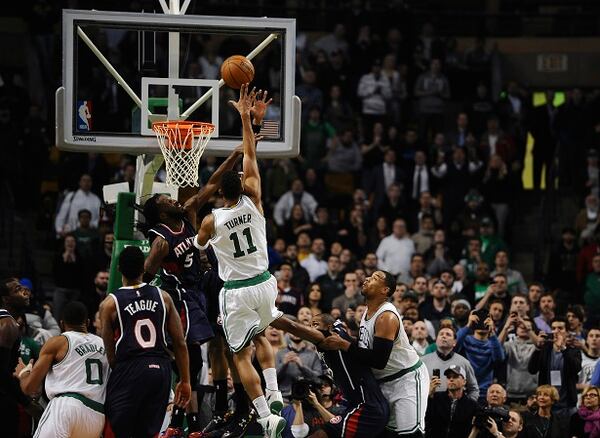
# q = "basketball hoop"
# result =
<box><xmin>152</xmin><ymin>121</ymin><xmax>215</xmax><ymax>187</ymax></box>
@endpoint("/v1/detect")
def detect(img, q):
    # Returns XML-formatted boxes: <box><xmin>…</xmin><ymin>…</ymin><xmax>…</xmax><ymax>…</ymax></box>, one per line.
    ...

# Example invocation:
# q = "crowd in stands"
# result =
<box><xmin>3</xmin><ymin>2</ymin><xmax>600</xmax><ymax>437</ymax></box>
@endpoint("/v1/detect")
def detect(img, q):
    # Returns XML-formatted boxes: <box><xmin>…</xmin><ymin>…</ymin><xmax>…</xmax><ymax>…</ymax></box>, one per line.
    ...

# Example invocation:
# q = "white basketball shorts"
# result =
<box><xmin>34</xmin><ymin>396</ymin><xmax>105</xmax><ymax>438</ymax></box>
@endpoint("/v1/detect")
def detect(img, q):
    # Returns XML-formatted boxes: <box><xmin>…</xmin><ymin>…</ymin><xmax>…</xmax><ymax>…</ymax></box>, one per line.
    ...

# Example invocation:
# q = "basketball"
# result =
<box><xmin>220</xmin><ymin>55</ymin><xmax>255</xmax><ymax>89</ymax></box>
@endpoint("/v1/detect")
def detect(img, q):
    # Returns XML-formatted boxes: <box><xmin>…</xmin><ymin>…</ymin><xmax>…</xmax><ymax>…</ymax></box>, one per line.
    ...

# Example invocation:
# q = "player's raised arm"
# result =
<box><xmin>162</xmin><ymin>291</ymin><xmax>191</xmax><ymax>408</ymax></box>
<box><xmin>143</xmin><ymin>236</ymin><xmax>170</xmax><ymax>284</ymax></box>
<box><xmin>229</xmin><ymin>84</ymin><xmax>264</xmax><ymax>208</ymax></box>
<box><xmin>194</xmin><ymin>213</ymin><xmax>215</xmax><ymax>251</ymax></box>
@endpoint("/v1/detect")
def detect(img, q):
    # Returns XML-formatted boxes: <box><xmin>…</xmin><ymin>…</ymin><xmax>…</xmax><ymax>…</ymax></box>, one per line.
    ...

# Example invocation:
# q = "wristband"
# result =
<box><xmin>251</xmin><ymin>123</ymin><xmax>262</xmax><ymax>135</ymax></box>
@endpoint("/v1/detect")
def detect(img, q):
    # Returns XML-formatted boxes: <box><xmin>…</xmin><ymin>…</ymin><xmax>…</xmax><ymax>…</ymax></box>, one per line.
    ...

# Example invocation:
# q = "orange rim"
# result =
<box><xmin>152</xmin><ymin>121</ymin><xmax>215</xmax><ymax>149</ymax></box>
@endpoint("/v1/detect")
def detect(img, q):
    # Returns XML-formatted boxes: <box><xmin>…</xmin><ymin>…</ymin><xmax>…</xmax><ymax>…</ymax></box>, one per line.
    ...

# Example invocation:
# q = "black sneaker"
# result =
<box><xmin>221</xmin><ymin>410</ymin><xmax>256</xmax><ymax>438</ymax></box>
<box><xmin>203</xmin><ymin>412</ymin><xmax>232</xmax><ymax>434</ymax></box>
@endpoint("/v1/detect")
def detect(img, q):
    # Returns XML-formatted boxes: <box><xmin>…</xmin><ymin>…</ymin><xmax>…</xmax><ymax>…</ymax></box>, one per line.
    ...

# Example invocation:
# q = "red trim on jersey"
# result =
<box><xmin>344</xmin><ymin>405</ymin><xmax>364</xmax><ymax>438</ymax></box>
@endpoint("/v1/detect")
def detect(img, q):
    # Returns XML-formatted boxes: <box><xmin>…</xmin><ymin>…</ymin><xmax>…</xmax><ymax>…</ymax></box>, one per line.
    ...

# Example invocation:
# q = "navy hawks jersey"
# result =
<box><xmin>319</xmin><ymin>325</ymin><xmax>388</xmax><ymax>406</ymax></box>
<box><xmin>111</xmin><ymin>284</ymin><xmax>169</xmax><ymax>363</ymax></box>
<box><xmin>148</xmin><ymin>218</ymin><xmax>201</xmax><ymax>301</ymax></box>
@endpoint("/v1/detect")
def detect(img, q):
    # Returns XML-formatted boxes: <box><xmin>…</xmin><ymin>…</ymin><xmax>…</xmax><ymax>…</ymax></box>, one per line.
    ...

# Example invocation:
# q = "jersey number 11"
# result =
<box><xmin>229</xmin><ymin>227</ymin><xmax>257</xmax><ymax>258</ymax></box>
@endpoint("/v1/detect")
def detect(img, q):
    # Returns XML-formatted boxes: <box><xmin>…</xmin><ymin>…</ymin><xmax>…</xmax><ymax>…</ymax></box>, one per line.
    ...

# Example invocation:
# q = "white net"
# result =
<box><xmin>152</xmin><ymin>121</ymin><xmax>215</xmax><ymax>187</ymax></box>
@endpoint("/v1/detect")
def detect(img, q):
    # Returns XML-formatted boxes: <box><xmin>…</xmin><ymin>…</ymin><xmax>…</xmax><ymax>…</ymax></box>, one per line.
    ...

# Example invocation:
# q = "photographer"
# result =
<box><xmin>281</xmin><ymin>377</ymin><xmax>339</xmax><ymax>438</ymax></box>
<box><xmin>528</xmin><ymin>316</ymin><xmax>582</xmax><ymax>416</ymax></box>
<box><xmin>467</xmin><ymin>410</ymin><xmax>524</xmax><ymax>438</ymax></box>
<box><xmin>276</xmin><ymin>316</ymin><xmax>324</xmax><ymax>402</ymax></box>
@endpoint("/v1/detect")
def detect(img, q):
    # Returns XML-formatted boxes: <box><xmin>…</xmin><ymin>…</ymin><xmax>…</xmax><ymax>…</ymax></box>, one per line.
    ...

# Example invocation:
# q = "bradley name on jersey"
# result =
<box><xmin>223</xmin><ymin>214</ymin><xmax>252</xmax><ymax>230</ymax></box>
<box><xmin>124</xmin><ymin>299</ymin><xmax>159</xmax><ymax>316</ymax></box>
<box><xmin>74</xmin><ymin>342</ymin><xmax>105</xmax><ymax>357</ymax></box>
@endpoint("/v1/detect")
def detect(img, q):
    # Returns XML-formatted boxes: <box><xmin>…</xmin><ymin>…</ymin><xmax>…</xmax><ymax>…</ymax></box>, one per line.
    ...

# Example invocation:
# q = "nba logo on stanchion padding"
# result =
<box><xmin>77</xmin><ymin>100</ymin><xmax>92</xmax><ymax>131</ymax></box>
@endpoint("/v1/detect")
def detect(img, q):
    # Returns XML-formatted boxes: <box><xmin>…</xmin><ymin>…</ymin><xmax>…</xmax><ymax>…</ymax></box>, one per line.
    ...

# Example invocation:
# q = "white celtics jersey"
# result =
<box><xmin>210</xmin><ymin>195</ymin><xmax>268</xmax><ymax>281</ymax></box>
<box><xmin>358</xmin><ymin>302</ymin><xmax>420</xmax><ymax>380</ymax></box>
<box><xmin>45</xmin><ymin>331</ymin><xmax>109</xmax><ymax>404</ymax></box>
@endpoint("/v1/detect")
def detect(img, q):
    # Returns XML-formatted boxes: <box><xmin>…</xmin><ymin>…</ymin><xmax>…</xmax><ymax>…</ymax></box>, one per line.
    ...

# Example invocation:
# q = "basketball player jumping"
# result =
<box><xmin>142</xmin><ymin>144</ymin><xmax>247</xmax><ymax>435</ymax></box>
<box><xmin>100</xmin><ymin>246</ymin><xmax>191</xmax><ymax>438</ymax></box>
<box><xmin>194</xmin><ymin>84</ymin><xmax>325</xmax><ymax>438</ymax></box>
<box><xmin>320</xmin><ymin>271</ymin><xmax>430</xmax><ymax>438</ymax></box>
<box><xmin>19</xmin><ymin>301</ymin><xmax>109</xmax><ymax>438</ymax></box>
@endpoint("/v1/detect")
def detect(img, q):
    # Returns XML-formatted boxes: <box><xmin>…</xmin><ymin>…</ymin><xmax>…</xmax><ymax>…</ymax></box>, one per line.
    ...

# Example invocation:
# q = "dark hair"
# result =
<box><xmin>552</xmin><ymin>315</ymin><xmax>568</xmax><ymax>326</ymax></box>
<box><xmin>78</xmin><ymin>209</ymin><xmax>92</xmax><ymax>218</ymax></box>
<box><xmin>141</xmin><ymin>194</ymin><xmax>161</xmax><ymax>236</ymax></box>
<box><xmin>567</xmin><ymin>304</ymin><xmax>585</xmax><ymax>322</ymax></box>
<box><xmin>381</xmin><ymin>270</ymin><xmax>397</xmax><ymax>297</ymax></box>
<box><xmin>411</xmin><ymin>253</ymin><xmax>424</xmax><ymax>262</ymax></box>
<box><xmin>221</xmin><ymin>170</ymin><xmax>242</xmax><ymax>200</ymax></box>
<box><xmin>118</xmin><ymin>246</ymin><xmax>145</xmax><ymax>280</ymax></box>
<box><xmin>493</xmin><ymin>272</ymin><xmax>507</xmax><ymax>281</ymax></box>
<box><xmin>62</xmin><ymin>301</ymin><xmax>88</xmax><ymax>326</ymax></box>
<box><xmin>0</xmin><ymin>278</ymin><xmax>15</xmax><ymax>298</ymax></box>
<box><xmin>511</xmin><ymin>293</ymin><xmax>529</xmax><ymax>304</ymax></box>
<box><xmin>316</xmin><ymin>313</ymin><xmax>335</xmax><ymax>327</ymax></box>
<box><xmin>489</xmin><ymin>298</ymin><xmax>506</xmax><ymax>309</ymax></box>
<box><xmin>540</xmin><ymin>290</ymin><xmax>555</xmax><ymax>300</ymax></box>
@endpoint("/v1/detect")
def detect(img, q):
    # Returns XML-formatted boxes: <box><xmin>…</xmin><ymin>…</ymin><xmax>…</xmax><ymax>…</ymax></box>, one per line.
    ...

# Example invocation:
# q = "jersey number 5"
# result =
<box><xmin>229</xmin><ymin>227</ymin><xmax>257</xmax><ymax>258</ymax></box>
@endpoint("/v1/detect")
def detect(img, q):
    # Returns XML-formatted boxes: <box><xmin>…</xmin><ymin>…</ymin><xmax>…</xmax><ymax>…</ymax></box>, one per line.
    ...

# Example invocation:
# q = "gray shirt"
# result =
<box><xmin>422</xmin><ymin>350</ymin><xmax>480</xmax><ymax>401</ymax></box>
<box><xmin>276</xmin><ymin>342</ymin><xmax>323</xmax><ymax>401</ymax></box>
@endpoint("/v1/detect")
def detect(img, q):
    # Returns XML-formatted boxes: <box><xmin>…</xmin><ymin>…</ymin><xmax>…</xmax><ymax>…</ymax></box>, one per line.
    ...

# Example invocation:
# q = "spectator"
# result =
<box><xmin>522</xmin><ymin>385</ymin><xmax>570</xmax><ymax>438</ymax></box>
<box><xmin>313</xmin><ymin>23</ymin><xmax>348</xmax><ymax>58</ymax></box>
<box><xmin>547</xmin><ymin>227</ymin><xmax>579</xmax><ymax>297</ymax></box>
<box><xmin>398</xmin><ymin>253</ymin><xmax>426</xmax><ymax>285</ymax></box>
<box><xmin>479</xmin><ymin>115</ymin><xmax>517</xmax><ymax>168</ymax></box>
<box><xmin>499</xmin><ymin>313</ymin><xmax>539</xmax><ymax>402</ymax></box>
<box><xmin>284</xmin><ymin>244</ymin><xmax>311</xmax><ymax>293</ymax></box>
<box><xmin>297</xmin><ymin>70</ymin><xmax>324</xmax><ymax>114</ymax></box>
<box><xmin>476</xmin><ymin>273</ymin><xmax>512</xmax><ymax>311</ymax></box>
<box><xmin>412</xmin><ymin>276</ymin><xmax>429</xmax><ymax>304</ymax></box>
<box><xmin>376</xmin><ymin>218</ymin><xmax>415</xmax><ymax>277</ymax></box>
<box><xmin>54</xmin><ymin>173</ymin><xmax>102</xmax><ymax>238</ymax></box>
<box><xmin>52</xmin><ymin>234</ymin><xmax>85</xmax><ymax>321</ymax></box>
<box><xmin>580</xmin><ymin>328</ymin><xmax>600</xmax><ymax>390</ymax></box>
<box><xmin>95</xmin><ymin>231</ymin><xmax>114</xmax><ymax>272</ymax></box>
<box><xmin>480</xmin><ymin>217</ymin><xmax>508</xmax><ymax>268</ymax></box>
<box><xmin>529</xmin><ymin>91</ymin><xmax>558</xmax><ymax>192</ymax></box>
<box><xmin>326</xmin><ymin>128</ymin><xmax>362</xmax><ymax>173</ymax></box>
<box><xmin>300</xmin><ymin>238</ymin><xmax>328</xmax><ymax>282</ymax></box>
<box><xmin>528</xmin><ymin>282</ymin><xmax>544</xmax><ymax>316</ymax></box>
<box><xmin>509</xmin><ymin>293</ymin><xmax>531</xmax><ymax>318</ymax></box>
<box><xmin>490</xmin><ymin>251</ymin><xmax>527</xmax><ymax>295</ymax></box>
<box><xmin>316</xmin><ymin>255</ymin><xmax>344</xmax><ymax>311</ymax></box>
<box><xmin>331</xmin><ymin>272</ymin><xmax>364</xmax><ymax>314</ymax></box>
<box><xmin>378</xmin><ymin>183</ymin><xmax>406</xmax><ymax>225</ymax></box>
<box><xmin>71</xmin><ymin>209</ymin><xmax>100</xmax><ymax>264</ymax></box>
<box><xmin>567</xmin><ymin>305</ymin><xmax>586</xmax><ymax>340</ymax></box>
<box><xmin>422</xmin><ymin>327</ymin><xmax>480</xmax><ymax>401</ymax></box>
<box><xmin>419</xmin><ymin>280</ymin><xmax>452</xmax><ymax>328</ymax></box>
<box><xmin>81</xmin><ymin>270</ymin><xmax>109</xmax><ymax>325</ymax></box>
<box><xmin>584</xmin><ymin>254</ymin><xmax>600</xmax><ymax>320</ymax></box>
<box><xmin>467</xmin><ymin>83</ymin><xmax>495</xmax><ymax>137</ymax></box>
<box><xmin>300</xmin><ymin>106</ymin><xmax>336</xmax><ymax>170</ymax></box>
<box><xmin>412</xmin><ymin>214</ymin><xmax>436</xmax><ymax>255</ymax></box>
<box><xmin>485</xmin><ymin>384</ymin><xmax>508</xmax><ymax>408</ymax></box>
<box><xmin>265</xmin><ymin>326</ymin><xmax>286</xmax><ymax>355</ymax></box>
<box><xmin>306</xmin><ymin>283</ymin><xmax>323</xmax><ymax>316</ymax></box>
<box><xmin>451</xmin><ymin>298</ymin><xmax>471</xmax><ymax>329</ymax></box>
<box><xmin>282</xmin><ymin>204</ymin><xmax>313</xmax><ymax>244</ymax></box>
<box><xmin>407</xmin><ymin>151</ymin><xmax>432</xmax><ymax>204</ymax></box>
<box><xmin>411</xmin><ymin>320</ymin><xmax>430</xmax><ymax>355</ymax></box>
<box><xmin>274</xmin><ymin>179</ymin><xmax>318</xmax><ymax>227</ymax></box>
<box><xmin>366</xmin><ymin>149</ymin><xmax>405</xmax><ymax>211</ymax></box>
<box><xmin>528</xmin><ymin>316</ymin><xmax>582</xmax><ymax>415</ymax></box>
<box><xmin>457</xmin><ymin>310</ymin><xmax>505</xmax><ymax>399</ymax></box>
<box><xmin>534</xmin><ymin>292</ymin><xmax>556</xmax><ymax>334</ymax></box>
<box><xmin>570</xmin><ymin>386</ymin><xmax>600</xmax><ymax>438</ymax></box>
<box><xmin>414</xmin><ymin>58</ymin><xmax>451</xmax><ymax>141</ymax></box>
<box><xmin>20</xmin><ymin>279</ymin><xmax>59</xmax><ymax>344</ymax></box>
<box><xmin>425</xmin><ymin>365</ymin><xmax>478</xmax><ymax>438</ymax></box>
<box><xmin>356</xmin><ymin>59</ymin><xmax>392</xmax><ymax>140</ymax></box>
<box><xmin>276</xmin><ymin>262</ymin><xmax>305</xmax><ymax>316</ymax></box>
<box><xmin>311</xmin><ymin>206</ymin><xmax>336</xmax><ymax>246</ymax></box>
<box><xmin>482</xmin><ymin>155</ymin><xmax>512</xmax><ymax>238</ymax></box>
<box><xmin>275</xmin><ymin>327</ymin><xmax>323</xmax><ymax>402</ymax></box>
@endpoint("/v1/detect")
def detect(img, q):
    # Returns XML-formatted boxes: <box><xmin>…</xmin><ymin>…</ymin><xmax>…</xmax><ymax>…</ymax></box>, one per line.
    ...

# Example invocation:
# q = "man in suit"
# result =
<box><xmin>365</xmin><ymin>149</ymin><xmax>405</xmax><ymax>212</ymax></box>
<box><xmin>529</xmin><ymin>91</ymin><xmax>558</xmax><ymax>191</ymax></box>
<box><xmin>446</xmin><ymin>112</ymin><xmax>474</xmax><ymax>149</ymax></box>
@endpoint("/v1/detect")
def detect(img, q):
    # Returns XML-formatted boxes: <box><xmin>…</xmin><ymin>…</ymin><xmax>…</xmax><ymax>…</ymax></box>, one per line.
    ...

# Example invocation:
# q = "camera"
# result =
<box><xmin>473</xmin><ymin>309</ymin><xmax>489</xmax><ymax>331</ymax></box>
<box><xmin>473</xmin><ymin>406</ymin><xmax>510</xmax><ymax>430</ymax></box>
<box><xmin>544</xmin><ymin>333</ymin><xmax>554</xmax><ymax>343</ymax></box>
<box><xmin>291</xmin><ymin>377</ymin><xmax>321</xmax><ymax>401</ymax></box>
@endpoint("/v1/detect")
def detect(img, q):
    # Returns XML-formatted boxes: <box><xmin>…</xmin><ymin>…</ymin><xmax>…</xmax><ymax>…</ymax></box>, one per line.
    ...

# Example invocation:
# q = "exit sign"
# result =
<box><xmin>537</xmin><ymin>54</ymin><xmax>568</xmax><ymax>72</ymax></box>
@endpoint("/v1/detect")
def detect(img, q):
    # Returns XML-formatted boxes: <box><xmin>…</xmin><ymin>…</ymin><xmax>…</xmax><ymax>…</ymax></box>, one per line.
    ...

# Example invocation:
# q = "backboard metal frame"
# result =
<box><xmin>56</xmin><ymin>9</ymin><xmax>300</xmax><ymax>158</ymax></box>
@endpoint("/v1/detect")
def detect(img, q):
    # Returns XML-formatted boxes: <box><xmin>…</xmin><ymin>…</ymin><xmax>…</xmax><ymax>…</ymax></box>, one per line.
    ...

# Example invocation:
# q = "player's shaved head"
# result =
<box><xmin>221</xmin><ymin>170</ymin><xmax>243</xmax><ymax>201</ymax></box>
<box><xmin>62</xmin><ymin>301</ymin><xmax>88</xmax><ymax>327</ymax></box>
<box><xmin>381</xmin><ymin>270</ymin><xmax>397</xmax><ymax>297</ymax></box>
<box><xmin>119</xmin><ymin>246</ymin><xmax>145</xmax><ymax>281</ymax></box>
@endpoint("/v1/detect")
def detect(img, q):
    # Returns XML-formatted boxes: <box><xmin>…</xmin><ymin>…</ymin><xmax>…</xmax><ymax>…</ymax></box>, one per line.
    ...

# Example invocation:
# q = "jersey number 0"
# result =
<box><xmin>229</xmin><ymin>227</ymin><xmax>257</xmax><ymax>258</ymax></box>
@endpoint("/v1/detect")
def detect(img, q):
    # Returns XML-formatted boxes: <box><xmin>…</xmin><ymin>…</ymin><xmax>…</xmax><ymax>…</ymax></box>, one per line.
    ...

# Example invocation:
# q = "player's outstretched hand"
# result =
<box><xmin>228</xmin><ymin>83</ymin><xmax>254</xmax><ymax>116</ymax></box>
<box><xmin>251</xmin><ymin>90</ymin><xmax>273</xmax><ymax>125</ymax></box>
<box><xmin>318</xmin><ymin>333</ymin><xmax>348</xmax><ymax>351</ymax></box>
<box><xmin>174</xmin><ymin>381</ymin><xmax>192</xmax><ymax>408</ymax></box>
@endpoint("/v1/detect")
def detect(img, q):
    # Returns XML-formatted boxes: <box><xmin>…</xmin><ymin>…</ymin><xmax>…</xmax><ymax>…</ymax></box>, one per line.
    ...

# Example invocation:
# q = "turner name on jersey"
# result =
<box><xmin>223</xmin><ymin>213</ymin><xmax>253</xmax><ymax>230</ymax></box>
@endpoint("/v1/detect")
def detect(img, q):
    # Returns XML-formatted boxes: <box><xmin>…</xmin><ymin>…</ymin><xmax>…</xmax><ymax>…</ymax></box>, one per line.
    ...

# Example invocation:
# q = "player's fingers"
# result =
<box><xmin>262</xmin><ymin>90</ymin><xmax>268</xmax><ymax>101</ymax></box>
<box><xmin>265</xmin><ymin>98</ymin><xmax>273</xmax><ymax>105</ymax></box>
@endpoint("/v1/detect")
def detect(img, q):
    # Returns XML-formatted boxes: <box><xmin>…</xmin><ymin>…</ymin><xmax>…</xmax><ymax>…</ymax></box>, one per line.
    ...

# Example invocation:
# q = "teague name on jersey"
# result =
<box><xmin>224</xmin><ymin>214</ymin><xmax>252</xmax><ymax>231</ymax></box>
<box><xmin>124</xmin><ymin>299</ymin><xmax>159</xmax><ymax>316</ymax></box>
<box><xmin>173</xmin><ymin>236</ymin><xmax>196</xmax><ymax>258</ymax></box>
<box><xmin>74</xmin><ymin>342</ymin><xmax>105</xmax><ymax>357</ymax></box>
